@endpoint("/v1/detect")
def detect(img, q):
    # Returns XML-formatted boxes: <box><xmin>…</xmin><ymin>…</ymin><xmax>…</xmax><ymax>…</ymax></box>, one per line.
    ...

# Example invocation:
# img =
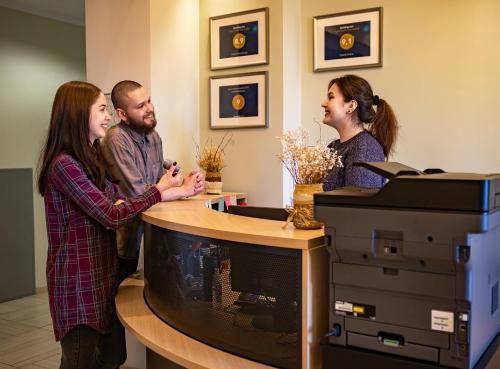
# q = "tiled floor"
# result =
<box><xmin>0</xmin><ymin>292</ymin><xmax>59</xmax><ymax>369</ymax></box>
<box><xmin>0</xmin><ymin>292</ymin><xmax>137</xmax><ymax>369</ymax></box>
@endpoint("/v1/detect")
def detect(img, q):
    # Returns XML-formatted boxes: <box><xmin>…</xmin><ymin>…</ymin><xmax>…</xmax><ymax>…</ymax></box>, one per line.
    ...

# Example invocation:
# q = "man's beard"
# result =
<box><xmin>127</xmin><ymin>114</ymin><xmax>157</xmax><ymax>134</ymax></box>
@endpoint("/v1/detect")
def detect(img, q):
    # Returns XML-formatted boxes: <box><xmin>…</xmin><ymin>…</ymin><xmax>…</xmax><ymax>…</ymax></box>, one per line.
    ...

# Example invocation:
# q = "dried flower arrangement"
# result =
<box><xmin>278</xmin><ymin>128</ymin><xmax>342</xmax><ymax>185</ymax></box>
<box><xmin>195</xmin><ymin>133</ymin><xmax>233</xmax><ymax>193</ymax></box>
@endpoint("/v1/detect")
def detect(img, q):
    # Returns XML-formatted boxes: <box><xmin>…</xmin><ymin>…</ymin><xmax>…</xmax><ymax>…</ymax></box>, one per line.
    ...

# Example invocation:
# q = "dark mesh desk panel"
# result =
<box><xmin>144</xmin><ymin>224</ymin><xmax>302</xmax><ymax>369</ymax></box>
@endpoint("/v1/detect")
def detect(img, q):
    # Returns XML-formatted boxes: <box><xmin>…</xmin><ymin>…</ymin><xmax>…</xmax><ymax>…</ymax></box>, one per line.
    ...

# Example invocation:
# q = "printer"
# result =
<box><xmin>314</xmin><ymin>162</ymin><xmax>500</xmax><ymax>369</ymax></box>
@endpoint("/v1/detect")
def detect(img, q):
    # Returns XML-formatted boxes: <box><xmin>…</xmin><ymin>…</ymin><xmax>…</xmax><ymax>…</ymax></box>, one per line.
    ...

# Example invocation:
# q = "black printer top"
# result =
<box><xmin>314</xmin><ymin>162</ymin><xmax>500</xmax><ymax>212</ymax></box>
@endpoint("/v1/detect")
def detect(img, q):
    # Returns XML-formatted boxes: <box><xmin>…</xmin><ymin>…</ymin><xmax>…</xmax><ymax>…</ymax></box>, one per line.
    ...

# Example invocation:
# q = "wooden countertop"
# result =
<box><xmin>141</xmin><ymin>192</ymin><xmax>325</xmax><ymax>250</ymax></box>
<box><xmin>116</xmin><ymin>277</ymin><xmax>275</xmax><ymax>369</ymax></box>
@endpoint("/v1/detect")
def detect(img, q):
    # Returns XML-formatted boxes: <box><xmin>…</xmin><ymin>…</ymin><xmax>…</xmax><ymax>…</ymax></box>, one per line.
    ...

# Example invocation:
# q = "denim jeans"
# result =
<box><xmin>59</xmin><ymin>312</ymin><xmax>126</xmax><ymax>369</ymax></box>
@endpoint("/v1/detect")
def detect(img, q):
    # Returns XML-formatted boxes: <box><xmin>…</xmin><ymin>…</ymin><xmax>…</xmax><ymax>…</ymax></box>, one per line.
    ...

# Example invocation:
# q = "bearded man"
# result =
<box><xmin>102</xmin><ymin>80</ymin><xmax>174</xmax><ymax>282</ymax></box>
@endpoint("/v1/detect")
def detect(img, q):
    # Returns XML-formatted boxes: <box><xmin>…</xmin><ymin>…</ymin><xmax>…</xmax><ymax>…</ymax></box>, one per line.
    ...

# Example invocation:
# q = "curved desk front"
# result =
<box><xmin>116</xmin><ymin>193</ymin><xmax>327</xmax><ymax>369</ymax></box>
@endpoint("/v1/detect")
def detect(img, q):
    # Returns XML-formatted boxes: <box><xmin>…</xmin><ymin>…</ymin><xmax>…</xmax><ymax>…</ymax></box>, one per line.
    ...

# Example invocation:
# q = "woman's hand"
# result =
<box><xmin>183</xmin><ymin>171</ymin><xmax>205</xmax><ymax>197</ymax></box>
<box><xmin>160</xmin><ymin>171</ymin><xmax>205</xmax><ymax>201</ymax></box>
<box><xmin>155</xmin><ymin>164</ymin><xmax>183</xmax><ymax>192</ymax></box>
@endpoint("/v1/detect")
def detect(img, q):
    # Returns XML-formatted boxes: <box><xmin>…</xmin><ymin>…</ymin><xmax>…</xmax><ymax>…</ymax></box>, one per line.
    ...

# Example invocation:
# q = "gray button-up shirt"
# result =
<box><xmin>102</xmin><ymin>122</ymin><xmax>164</xmax><ymax>258</ymax></box>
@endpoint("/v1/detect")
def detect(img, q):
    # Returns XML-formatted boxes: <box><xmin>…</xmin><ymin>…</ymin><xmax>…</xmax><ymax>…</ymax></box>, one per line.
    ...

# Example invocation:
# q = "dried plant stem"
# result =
<box><xmin>195</xmin><ymin>133</ymin><xmax>233</xmax><ymax>173</ymax></box>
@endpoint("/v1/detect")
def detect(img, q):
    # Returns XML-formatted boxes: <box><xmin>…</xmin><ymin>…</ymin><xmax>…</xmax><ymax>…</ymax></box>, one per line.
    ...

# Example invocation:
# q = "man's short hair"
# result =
<box><xmin>111</xmin><ymin>80</ymin><xmax>143</xmax><ymax>110</ymax></box>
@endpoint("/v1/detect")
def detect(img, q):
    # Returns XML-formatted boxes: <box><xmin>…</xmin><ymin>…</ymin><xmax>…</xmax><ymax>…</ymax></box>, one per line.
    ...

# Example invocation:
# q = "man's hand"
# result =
<box><xmin>155</xmin><ymin>164</ymin><xmax>183</xmax><ymax>192</ymax></box>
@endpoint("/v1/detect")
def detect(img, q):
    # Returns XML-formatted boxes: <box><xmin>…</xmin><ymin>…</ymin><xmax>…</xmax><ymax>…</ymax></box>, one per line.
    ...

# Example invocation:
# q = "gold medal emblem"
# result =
<box><xmin>232</xmin><ymin>33</ymin><xmax>246</xmax><ymax>49</ymax></box>
<box><xmin>339</xmin><ymin>33</ymin><xmax>355</xmax><ymax>50</ymax></box>
<box><xmin>232</xmin><ymin>94</ymin><xmax>245</xmax><ymax>110</ymax></box>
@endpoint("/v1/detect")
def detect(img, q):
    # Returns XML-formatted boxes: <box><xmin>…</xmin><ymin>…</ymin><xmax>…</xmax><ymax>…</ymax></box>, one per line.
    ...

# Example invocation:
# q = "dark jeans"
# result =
<box><xmin>117</xmin><ymin>257</ymin><xmax>139</xmax><ymax>285</ymax></box>
<box><xmin>59</xmin><ymin>312</ymin><xmax>126</xmax><ymax>369</ymax></box>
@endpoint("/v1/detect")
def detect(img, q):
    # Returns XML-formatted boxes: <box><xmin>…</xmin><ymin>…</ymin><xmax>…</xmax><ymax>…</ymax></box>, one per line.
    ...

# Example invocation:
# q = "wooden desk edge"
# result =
<box><xmin>116</xmin><ymin>278</ymin><xmax>276</xmax><ymax>369</ymax></box>
<box><xmin>141</xmin><ymin>192</ymin><xmax>324</xmax><ymax>250</ymax></box>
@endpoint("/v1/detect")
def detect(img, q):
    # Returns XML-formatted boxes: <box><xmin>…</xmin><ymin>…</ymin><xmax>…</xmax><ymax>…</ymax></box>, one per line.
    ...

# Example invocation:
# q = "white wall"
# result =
<box><xmin>0</xmin><ymin>6</ymin><xmax>86</xmax><ymax>288</ymax></box>
<box><xmin>300</xmin><ymin>0</ymin><xmax>500</xmax><ymax>173</ymax></box>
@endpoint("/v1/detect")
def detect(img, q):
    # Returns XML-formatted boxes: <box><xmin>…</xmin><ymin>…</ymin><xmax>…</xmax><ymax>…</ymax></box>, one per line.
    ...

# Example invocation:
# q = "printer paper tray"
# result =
<box><xmin>345</xmin><ymin>317</ymin><xmax>449</xmax><ymax>349</ymax></box>
<box><xmin>348</xmin><ymin>332</ymin><xmax>439</xmax><ymax>363</ymax></box>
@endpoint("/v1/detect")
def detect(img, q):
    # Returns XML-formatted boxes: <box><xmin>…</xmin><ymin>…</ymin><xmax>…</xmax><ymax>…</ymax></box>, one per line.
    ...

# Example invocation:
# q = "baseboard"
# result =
<box><xmin>35</xmin><ymin>286</ymin><xmax>47</xmax><ymax>294</ymax></box>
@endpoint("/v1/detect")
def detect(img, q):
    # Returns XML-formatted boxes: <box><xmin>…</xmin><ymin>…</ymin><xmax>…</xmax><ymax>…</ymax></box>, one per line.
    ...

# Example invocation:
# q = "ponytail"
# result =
<box><xmin>369</xmin><ymin>98</ymin><xmax>398</xmax><ymax>157</ymax></box>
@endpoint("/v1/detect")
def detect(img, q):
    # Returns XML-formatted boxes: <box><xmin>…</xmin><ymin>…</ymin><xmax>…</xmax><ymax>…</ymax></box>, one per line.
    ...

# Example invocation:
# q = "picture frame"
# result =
<box><xmin>313</xmin><ymin>7</ymin><xmax>382</xmax><ymax>72</ymax></box>
<box><xmin>209</xmin><ymin>71</ymin><xmax>268</xmax><ymax>129</ymax></box>
<box><xmin>210</xmin><ymin>8</ymin><xmax>269</xmax><ymax>70</ymax></box>
<box><xmin>104</xmin><ymin>93</ymin><xmax>121</xmax><ymax>127</ymax></box>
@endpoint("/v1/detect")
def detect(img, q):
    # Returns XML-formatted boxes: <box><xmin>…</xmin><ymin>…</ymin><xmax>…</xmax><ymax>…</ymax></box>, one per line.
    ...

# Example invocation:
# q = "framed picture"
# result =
<box><xmin>210</xmin><ymin>8</ymin><xmax>269</xmax><ymax>70</ymax></box>
<box><xmin>209</xmin><ymin>71</ymin><xmax>268</xmax><ymax>129</ymax></box>
<box><xmin>104</xmin><ymin>93</ymin><xmax>121</xmax><ymax>126</ymax></box>
<box><xmin>313</xmin><ymin>7</ymin><xmax>382</xmax><ymax>72</ymax></box>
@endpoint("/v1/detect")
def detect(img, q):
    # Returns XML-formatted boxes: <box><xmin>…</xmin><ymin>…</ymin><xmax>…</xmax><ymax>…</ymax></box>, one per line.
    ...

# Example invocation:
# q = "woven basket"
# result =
<box><xmin>205</xmin><ymin>181</ymin><xmax>223</xmax><ymax>194</ymax></box>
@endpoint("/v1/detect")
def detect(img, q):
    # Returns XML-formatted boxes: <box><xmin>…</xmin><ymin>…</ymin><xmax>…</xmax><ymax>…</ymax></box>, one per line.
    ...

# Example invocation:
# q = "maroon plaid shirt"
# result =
<box><xmin>44</xmin><ymin>153</ymin><xmax>161</xmax><ymax>341</ymax></box>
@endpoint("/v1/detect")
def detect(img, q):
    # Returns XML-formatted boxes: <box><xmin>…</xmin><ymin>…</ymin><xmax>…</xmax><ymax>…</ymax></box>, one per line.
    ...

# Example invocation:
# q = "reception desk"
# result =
<box><xmin>116</xmin><ymin>193</ymin><xmax>327</xmax><ymax>369</ymax></box>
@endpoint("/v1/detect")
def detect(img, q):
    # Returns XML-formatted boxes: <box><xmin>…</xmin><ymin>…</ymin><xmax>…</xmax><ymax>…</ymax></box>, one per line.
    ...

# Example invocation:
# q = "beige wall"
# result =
<box><xmin>150</xmin><ymin>0</ymin><xmax>199</xmax><ymax>170</ymax></box>
<box><xmin>301</xmin><ymin>0</ymin><xmax>500</xmax><ymax>173</ymax></box>
<box><xmin>86</xmin><ymin>0</ymin><xmax>199</xmax><ymax>172</ymax></box>
<box><xmin>0</xmin><ymin>6</ymin><xmax>86</xmax><ymax>288</ymax></box>
<box><xmin>199</xmin><ymin>0</ymin><xmax>284</xmax><ymax>207</ymax></box>
<box><xmin>85</xmin><ymin>0</ymin><xmax>151</xmax><ymax>93</ymax></box>
<box><xmin>281</xmin><ymin>0</ymin><xmax>301</xmax><ymax>204</ymax></box>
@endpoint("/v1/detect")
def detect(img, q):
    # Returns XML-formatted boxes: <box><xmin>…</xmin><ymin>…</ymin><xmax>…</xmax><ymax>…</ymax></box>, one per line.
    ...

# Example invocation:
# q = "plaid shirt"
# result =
<box><xmin>44</xmin><ymin>153</ymin><xmax>161</xmax><ymax>341</ymax></box>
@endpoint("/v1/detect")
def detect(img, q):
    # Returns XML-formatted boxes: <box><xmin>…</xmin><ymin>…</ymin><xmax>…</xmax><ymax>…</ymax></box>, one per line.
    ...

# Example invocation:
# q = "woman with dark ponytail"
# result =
<box><xmin>321</xmin><ymin>74</ymin><xmax>398</xmax><ymax>190</ymax></box>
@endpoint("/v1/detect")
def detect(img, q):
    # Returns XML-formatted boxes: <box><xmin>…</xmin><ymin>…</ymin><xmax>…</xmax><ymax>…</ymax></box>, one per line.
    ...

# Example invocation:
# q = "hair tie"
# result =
<box><xmin>373</xmin><ymin>95</ymin><xmax>380</xmax><ymax>106</ymax></box>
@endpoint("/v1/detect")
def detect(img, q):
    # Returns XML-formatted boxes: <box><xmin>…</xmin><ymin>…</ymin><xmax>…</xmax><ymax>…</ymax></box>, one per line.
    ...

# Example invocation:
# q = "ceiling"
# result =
<box><xmin>0</xmin><ymin>0</ymin><xmax>85</xmax><ymax>26</ymax></box>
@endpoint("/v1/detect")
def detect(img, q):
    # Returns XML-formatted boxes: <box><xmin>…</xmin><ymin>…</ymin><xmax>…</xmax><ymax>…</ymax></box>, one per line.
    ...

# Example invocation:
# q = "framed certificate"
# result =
<box><xmin>210</xmin><ymin>8</ymin><xmax>269</xmax><ymax>70</ymax></box>
<box><xmin>313</xmin><ymin>7</ymin><xmax>382</xmax><ymax>72</ymax></box>
<box><xmin>104</xmin><ymin>93</ymin><xmax>121</xmax><ymax>127</ymax></box>
<box><xmin>209</xmin><ymin>72</ymin><xmax>268</xmax><ymax>129</ymax></box>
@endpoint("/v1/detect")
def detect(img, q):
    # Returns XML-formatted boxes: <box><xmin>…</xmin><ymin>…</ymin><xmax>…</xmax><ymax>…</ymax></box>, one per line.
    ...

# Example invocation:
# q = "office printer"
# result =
<box><xmin>314</xmin><ymin>162</ymin><xmax>500</xmax><ymax>369</ymax></box>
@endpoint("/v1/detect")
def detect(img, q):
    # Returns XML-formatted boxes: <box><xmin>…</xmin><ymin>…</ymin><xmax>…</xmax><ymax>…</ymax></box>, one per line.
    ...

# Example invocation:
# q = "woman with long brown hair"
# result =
<box><xmin>37</xmin><ymin>81</ymin><xmax>204</xmax><ymax>369</ymax></box>
<box><xmin>321</xmin><ymin>74</ymin><xmax>399</xmax><ymax>190</ymax></box>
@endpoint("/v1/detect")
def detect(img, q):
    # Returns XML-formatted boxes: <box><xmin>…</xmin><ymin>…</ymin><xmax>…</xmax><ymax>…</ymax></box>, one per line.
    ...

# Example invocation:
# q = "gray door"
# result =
<box><xmin>0</xmin><ymin>168</ymin><xmax>35</xmax><ymax>301</ymax></box>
